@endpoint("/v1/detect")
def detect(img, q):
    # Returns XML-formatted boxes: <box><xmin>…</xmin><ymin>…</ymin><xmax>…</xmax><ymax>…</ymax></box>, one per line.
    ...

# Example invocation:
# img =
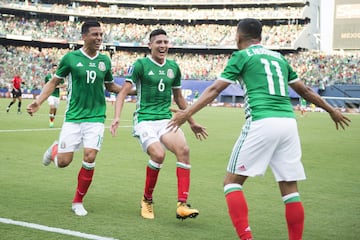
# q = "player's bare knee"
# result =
<box><xmin>57</xmin><ymin>159</ymin><xmax>72</xmax><ymax>168</ymax></box>
<box><xmin>150</xmin><ymin>151</ymin><xmax>166</xmax><ymax>163</ymax></box>
<box><xmin>175</xmin><ymin>145</ymin><xmax>190</xmax><ymax>159</ymax></box>
<box><xmin>224</xmin><ymin>173</ymin><xmax>247</xmax><ymax>186</ymax></box>
<box><xmin>182</xmin><ymin>145</ymin><xmax>190</xmax><ymax>156</ymax></box>
<box><xmin>83</xmin><ymin>149</ymin><xmax>97</xmax><ymax>162</ymax></box>
<box><xmin>56</xmin><ymin>153</ymin><xmax>74</xmax><ymax>168</ymax></box>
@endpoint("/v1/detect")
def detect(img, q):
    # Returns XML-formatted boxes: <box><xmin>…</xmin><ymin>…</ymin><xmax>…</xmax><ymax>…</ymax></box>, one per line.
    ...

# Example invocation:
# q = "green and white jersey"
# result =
<box><xmin>45</xmin><ymin>73</ymin><xmax>61</xmax><ymax>97</ymax></box>
<box><xmin>220</xmin><ymin>44</ymin><xmax>299</xmax><ymax>121</ymax></box>
<box><xmin>300</xmin><ymin>97</ymin><xmax>307</xmax><ymax>107</ymax></box>
<box><xmin>126</xmin><ymin>56</ymin><xmax>181</xmax><ymax>123</ymax></box>
<box><xmin>55</xmin><ymin>48</ymin><xmax>113</xmax><ymax>123</ymax></box>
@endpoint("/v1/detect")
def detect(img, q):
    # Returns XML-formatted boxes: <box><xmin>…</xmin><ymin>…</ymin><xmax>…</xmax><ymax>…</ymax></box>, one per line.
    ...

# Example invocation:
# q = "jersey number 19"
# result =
<box><xmin>86</xmin><ymin>70</ymin><xmax>96</xmax><ymax>84</ymax></box>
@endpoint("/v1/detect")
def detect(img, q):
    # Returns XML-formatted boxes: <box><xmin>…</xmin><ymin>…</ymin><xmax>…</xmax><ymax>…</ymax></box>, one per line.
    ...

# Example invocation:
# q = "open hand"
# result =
<box><xmin>26</xmin><ymin>101</ymin><xmax>40</xmax><ymax>116</ymax></box>
<box><xmin>167</xmin><ymin>108</ymin><xmax>189</xmax><ymax>132</ymax></box>
<box><xmin>168</xmin><ymin>108</ymin><xmax>208</xmax><ymax>140</ymax></box>
<box><xmin>110</xmin><ymin>118</ymin><xmax>120</xmax><ymax>137</ymax></box>
<box><xmin>329</xmin><ymin>109</ymin><xmax>351</xmax><ymax>130</ymax></box>
<box><xmin>189</xmin><ymin>122</ymin><xmax>208</xmax><ymax>141</ymax></box>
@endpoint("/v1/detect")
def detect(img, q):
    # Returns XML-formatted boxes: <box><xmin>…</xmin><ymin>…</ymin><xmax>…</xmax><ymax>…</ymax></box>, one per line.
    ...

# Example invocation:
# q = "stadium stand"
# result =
<box><xmin>0</xmin><ymin>0</ymin><xmax>359</xmax><ymax>108</ymax></box>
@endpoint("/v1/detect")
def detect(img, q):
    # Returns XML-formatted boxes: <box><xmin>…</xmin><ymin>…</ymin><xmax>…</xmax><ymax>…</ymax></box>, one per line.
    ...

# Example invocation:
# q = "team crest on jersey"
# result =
<box><xmin>167</xmin><ymin>69</ymin><xmax>174</xmax><ymax>79</ymax></box>
<box><xmin>98</xmin><ymin>62</ymin><xmax>106</xmax><ymax>71</ymax></box>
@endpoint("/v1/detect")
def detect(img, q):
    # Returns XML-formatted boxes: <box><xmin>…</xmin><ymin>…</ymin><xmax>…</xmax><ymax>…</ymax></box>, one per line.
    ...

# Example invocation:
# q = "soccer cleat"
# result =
<box><xmin>49</xmin><ymin>121</ymin><xmax>54</xmax><ymax>128</ymax></box>
<box><xmin>42</xmin><ymin>141</ymin><xmax>58</xmax><ymax>166</ymax></box>
<box><xmin>140</xmin><ymin>197</ymin><xmax>154</xmax><ymax>219</ymax></box>
<box><xmin>176</xmin><ymin>202</ymin><xmax>199</xmax><ymax>220</ymax></box>
<box><xmin>6</xmin><ymin>107</ymin><xmax>9</xmax><ymax>113</ymax></box>
<box><xmin>71</xmin><ymin>203</ymin><xmax>88</xmax><ymax>216</ymax></box>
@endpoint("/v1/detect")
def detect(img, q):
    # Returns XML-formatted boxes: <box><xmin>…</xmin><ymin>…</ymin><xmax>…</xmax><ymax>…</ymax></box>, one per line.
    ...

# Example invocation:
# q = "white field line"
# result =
<box><xmin>0</xmin><ymin>217</ymin><xmax>119</xmax><ymax>240</ymax></box>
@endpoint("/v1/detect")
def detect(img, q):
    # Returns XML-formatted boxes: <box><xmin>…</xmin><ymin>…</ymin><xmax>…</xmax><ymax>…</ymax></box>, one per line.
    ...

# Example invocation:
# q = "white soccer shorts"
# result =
<box><xmin>57</xmin><ymin>122</ymin><xmax>105</xmax><ymax>153</ymax></box>
<box><xmin>133</xmin><ymin>119</ymin><xmax>184</xmax><ymax>152</ymax></box>
<box><xmin>47</xmin><ymin>96</ymin><xmax>60</xmax><ymax>108</ymax></box>
<box><xmin>227</xmin><ymin>117</ymin><xmax>306</xmax><ymax>182</ymax></box>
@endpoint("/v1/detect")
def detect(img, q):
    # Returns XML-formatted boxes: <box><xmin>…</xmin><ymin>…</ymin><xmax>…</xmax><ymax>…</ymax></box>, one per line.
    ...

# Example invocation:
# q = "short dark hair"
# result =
<box><xmin>237</xmin><ymin>18</ymin><xmax>262</xmax><ymax>40</ymax></box>
<box><xmin>149</xmin><ymin>29</ymin><xmax>167</xmax><ymax>41</ymax></box>
<box><xmin>81</xmin><ymin>21</ymin><xmax>101</xmax><ymax>34</ymax></box>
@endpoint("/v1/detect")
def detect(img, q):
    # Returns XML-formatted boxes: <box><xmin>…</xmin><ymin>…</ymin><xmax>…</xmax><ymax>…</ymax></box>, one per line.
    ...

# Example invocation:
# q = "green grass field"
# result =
<box><xmin>0</xmin><ymin>98</ymin><xmax>359</xmax><ymax>240</ymax></box>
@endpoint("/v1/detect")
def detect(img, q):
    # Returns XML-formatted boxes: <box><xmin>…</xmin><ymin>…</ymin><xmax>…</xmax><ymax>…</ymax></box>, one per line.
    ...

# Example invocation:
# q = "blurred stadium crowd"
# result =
<box><xmin>1</xmin><ymin>45</ymin><xmax>358</xmax><ymax>91</ymax></box>
<box><xmin>0</xmin><ymin>14</ymin><xmax>303</xmax><ymax>48</ymax></box>
<box><xmin>2</xmin><ymin>1</ymin><xmax>305</xmax><ymax>21</ymax></box>
<box><xmin>0</xmin><ymin>0</ymin><xmax>359</xmax><ymax>92</ymax></box>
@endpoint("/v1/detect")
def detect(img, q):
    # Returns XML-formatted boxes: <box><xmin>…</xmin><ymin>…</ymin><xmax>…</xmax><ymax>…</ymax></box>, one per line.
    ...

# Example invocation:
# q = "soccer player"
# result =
<box><xmin>6</xmin><ymin>73</ymin><xmax>24</xmax><ymax>114</ymax></box>
<box><xmin>26</xmin><ymin>21</ymin><xmax>123</xmax><ymax>216</ymax></box>
<box><xmin>299</xmin><ymin>97</ymin><xmax>307</xmax><ymax>116</ymax></box>
<box><xmin>44</xmin><ymin>64</ymin><xmax>64</xmax><ymax>128</ymax></box>
<box><xmin>110</xmin><ymin>29</ymin><xmax>208</xmax><ymax>220</ymax></box>
<box><xmin>192</xmin><ymin>90</ymin><xmax>199</xmax><ymax>104</ymax></box>
<box><xmin>167</xmin><ymin>18</ymin><xmax>351</xmax><ymax>239</ymax></box>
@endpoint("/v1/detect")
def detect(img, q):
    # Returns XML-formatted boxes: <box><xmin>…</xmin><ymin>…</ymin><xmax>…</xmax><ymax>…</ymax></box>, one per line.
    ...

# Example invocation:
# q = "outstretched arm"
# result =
<box><xmin>27</xmin><ymin>76</ymin><xmax>62</xmax><ymax>116</ymax></box>
<box><xmin>105</xmin><ymin>82</ymin><xmax>122</xmax><ymax>94</ymax></box>
<box><xmin>172</xmin><ymin>88</ymin><xmax>208</xmax><ymax>140</ymax></box>
<box><xmin>169</xmin><ymin>80</ymin><xmax>230</xmax><ymax>130</ymax></box>
<box><xmin>105</xmin><ymin>82</ymin><xmax>137</xmax><ymax>95</ymax></box>
<box><xmin>290</xmin><ymin>80</ymin><xmax>351</xmax><ymax>130</ymax></box>
<box><xmin>109</xmin><ymin>81</ymin><xmax>133</xmax><ymax>137</ymax></box>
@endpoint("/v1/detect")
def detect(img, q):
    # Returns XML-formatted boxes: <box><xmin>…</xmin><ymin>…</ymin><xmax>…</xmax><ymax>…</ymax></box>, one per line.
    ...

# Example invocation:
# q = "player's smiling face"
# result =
<box><xmin>149</xmin><ymin>34</ymin><xmax>169</xmax><ymax>64</ymax></box>
<box><xmin>83</xmin><ymin>26</ymin><xmax>103</xmax><ymax>52</ymax></box>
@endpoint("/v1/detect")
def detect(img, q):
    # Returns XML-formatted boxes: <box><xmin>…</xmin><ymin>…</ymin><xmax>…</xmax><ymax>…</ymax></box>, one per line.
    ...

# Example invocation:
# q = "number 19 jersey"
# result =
<box><xmin>220</xmin><ymin>44</ymin><xmax>299</xmax><ymax>121</ymax></box>
<box><xmin>55</xmin><ymin>49</ymin><xmax>113</xmax><ymax>123</ymax></box>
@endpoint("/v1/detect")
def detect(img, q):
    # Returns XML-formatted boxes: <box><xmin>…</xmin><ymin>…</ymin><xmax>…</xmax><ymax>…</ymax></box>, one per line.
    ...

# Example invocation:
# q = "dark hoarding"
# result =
<box><xmin>333</xmin><ymin>0</ymin><xmax>360</xmax><ymax>49</ymax></box>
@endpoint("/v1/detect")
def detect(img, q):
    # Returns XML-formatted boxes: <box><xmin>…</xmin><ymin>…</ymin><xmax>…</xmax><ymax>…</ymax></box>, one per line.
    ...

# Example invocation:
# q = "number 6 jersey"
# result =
<box><xmin>125</xmin><ymin>56</ymin><xmax>181</xmax><ymax>124</ymax></box>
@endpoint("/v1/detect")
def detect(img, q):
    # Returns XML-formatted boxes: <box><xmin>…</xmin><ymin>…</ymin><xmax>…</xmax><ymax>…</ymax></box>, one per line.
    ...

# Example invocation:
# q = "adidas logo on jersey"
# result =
<box><xmin>148</xmin><ymin>71</ymin><xmax>154</xmax><ymax>75</ymax></box>
<box><xmin>76</xmin><ymin>62</ymin><xmax>84</xmax><ymax>67</ymax></box>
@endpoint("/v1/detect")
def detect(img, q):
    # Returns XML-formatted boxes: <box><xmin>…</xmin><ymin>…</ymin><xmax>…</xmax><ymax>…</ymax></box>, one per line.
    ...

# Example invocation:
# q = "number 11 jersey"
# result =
<box><xmin>220</xmin><ymin>44</ymin><xmax>299</xmax><ymax>121</ymax></box>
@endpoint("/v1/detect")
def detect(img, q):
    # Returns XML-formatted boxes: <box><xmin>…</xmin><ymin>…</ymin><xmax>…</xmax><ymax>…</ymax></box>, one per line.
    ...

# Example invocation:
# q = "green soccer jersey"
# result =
<box><xmin>220</xmin><ymin>44</ymin><xmax>298</xmax><ymax>121</ymax></box>
<box><xmin>45</xmin><ymin>73</ymin><xmax>60</xmax><ymax>97</ymax></box>
<box><xmin>126</xmin><ymin>56</ymin><xmax>181</xmax><ymax>123</ymax></box>
<box><xmin>300</xmin><ymin>97</ymin><xmax>307</xmax><ymax>107</ymax></box>
<box><xmin>55</xmin><ymin>49</ymin><xmax>113</xmax><ymax>123</ymax></box>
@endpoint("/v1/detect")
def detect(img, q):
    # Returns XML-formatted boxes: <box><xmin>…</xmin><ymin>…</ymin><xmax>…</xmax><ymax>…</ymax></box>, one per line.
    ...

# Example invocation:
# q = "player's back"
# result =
<box><xmin>239</xmin><ymin>45</ymin><xmax>297</xmax><ymax>120</ymax></box>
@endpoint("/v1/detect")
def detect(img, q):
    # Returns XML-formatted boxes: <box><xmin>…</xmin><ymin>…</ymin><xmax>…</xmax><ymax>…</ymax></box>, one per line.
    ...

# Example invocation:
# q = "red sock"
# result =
<box><xmin>144</xmin><ymin>166</ymin><xmax>159</xmax><ymax>200</ymax></box>
<box><xmin>73</xmin><ymin>167</ymin><xmax>94</xmax><ymax>203</ymax></box>
<box><xmin>225</xmin><ymin>190</ymin><xmax>252</xmax><ymax>240</ymax></box>
<box><xmin>176</xmin><ymin>167</ymin><xmax>190</xmax><ymax>202</ymax></box>
<box><xmin>285</xmin><ymin>202</ymin><xmax>304</xmax><ymax>240</ymax></box>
